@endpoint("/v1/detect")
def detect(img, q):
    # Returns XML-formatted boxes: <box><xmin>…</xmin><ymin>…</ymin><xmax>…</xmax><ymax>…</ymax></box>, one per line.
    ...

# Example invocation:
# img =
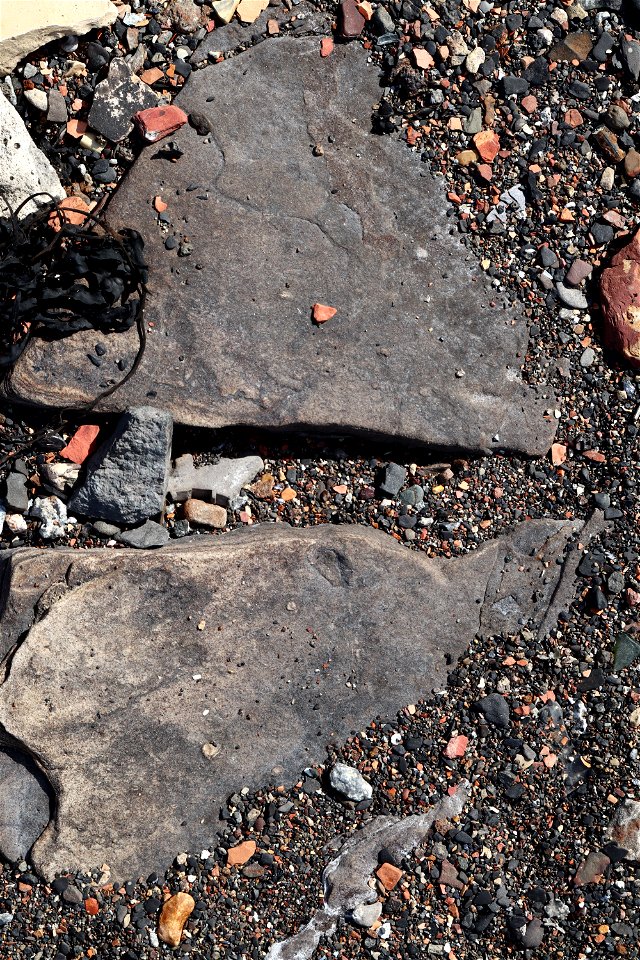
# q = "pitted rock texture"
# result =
<box><xmin>0</xmin><ymin>519</ymin><xmax>585</xmax><ymax>879</ymax></box>
<box><xmin>0</xmin><ymin>91</ymin><xmax>65</xmax><ymax>219</ymax></box>
<box><xmin>5</xmin><ymin>38</ymin><xmax>555</xmax><ymax>456</ymax></box>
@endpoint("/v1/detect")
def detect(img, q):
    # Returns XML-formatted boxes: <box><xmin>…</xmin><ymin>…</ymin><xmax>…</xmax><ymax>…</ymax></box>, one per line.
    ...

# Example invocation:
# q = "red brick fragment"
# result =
<box><xmin>312</xmin><ymin>303</ymin><xmax>337</xmax><ymax>324</ymax></box>
<box><xmin>320</xmin><ymin>37</ymin><xmax>333</xmax><ymax>58</ymax></box>
<box><xmin>134</xmin><ymin>105</ymin><xmax>188</xmax><ymax>143</ymax></box>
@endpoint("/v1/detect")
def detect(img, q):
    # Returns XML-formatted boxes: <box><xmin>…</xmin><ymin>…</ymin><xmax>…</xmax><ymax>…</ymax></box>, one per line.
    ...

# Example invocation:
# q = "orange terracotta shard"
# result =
<box><xmin>473</xmin><ymin>130</ymin><xmax>500</xmax><ymax>162</ymax></box>
<box><xmin>153</xmin><ymin>195</ymin><xmax>168</xmax><ymax>212</ymax></box>
<box><xmin>551</xmin><ymin>443</ymin><xmax>567</xmax><ymax>466</ymax></box>
<box><xmin>376</xmin><ymin>862</ymin><xmax>403</xmax><ymax>890</ymax></box>
<box><xmin>320</xmin><ymin>37</ymin><xmax>333</xmax><ymax>58</ymax></box>
<box><xmin>444</xmin><ymin>735</ymin><xmax>469</xmax><ymax>758</ymax></box>
<box><xmin>60</xmin><ymin>424</ymin><xmax>101</xmax><ymax>464</ymax></box>
<box><xmin>312</xmin><ymin>303</ymin><xmax>337</xmax><ymax>324</ymax></box>
<box><xmin>227</xmin><ymin>840</ymin><xmax>257</xmax><ymax>866</ymax></box>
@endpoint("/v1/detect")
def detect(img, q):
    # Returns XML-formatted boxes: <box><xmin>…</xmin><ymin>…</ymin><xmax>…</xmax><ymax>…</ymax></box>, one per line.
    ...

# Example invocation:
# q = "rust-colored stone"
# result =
<box><xmin>376</xmin><ymin>862</ymin><xmax>403</xmax><ymax>890</ymax></box>
<box><xmin>600</xmin><ymin>228</ymin><xmax>640</xmax><ymax>367</ymax></box>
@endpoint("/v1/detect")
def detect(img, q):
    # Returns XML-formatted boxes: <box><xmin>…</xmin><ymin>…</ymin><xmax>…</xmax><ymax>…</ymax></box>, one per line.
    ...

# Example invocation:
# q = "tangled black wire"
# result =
<box><xmin>0</xmin><ymin>193</ymin><xmax>149</xmax><ymax>467</ymax></box>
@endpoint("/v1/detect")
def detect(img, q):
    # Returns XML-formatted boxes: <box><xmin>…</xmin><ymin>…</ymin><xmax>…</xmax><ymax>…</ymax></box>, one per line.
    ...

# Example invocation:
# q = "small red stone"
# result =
<box><xmin>60</xmin><ymin>424</ymin><xmax>100</xmax><ymax>464</ymax></box>
<box><xmin>444</xmin><ymin>735</ymin><xmax>468</xmax><ymax>758</ymax></box>
<box><xmin>312</xmin><ymin>303</ymin><xmax>337</xmax><ymax>324</ymax></box>
<box><xmin>473</xmin><ymin>130</ymin><xmax>500</xmax><ymax>163</ymax></box>
<box><xmin>337</xmin><ymin>0</ymin><xmax>365</xmax><ymax>40</ymax></box>
<box><xmin>134</xmin><ymin>105</ymin><xmax>189</xmax><ymax>143</ymax></box>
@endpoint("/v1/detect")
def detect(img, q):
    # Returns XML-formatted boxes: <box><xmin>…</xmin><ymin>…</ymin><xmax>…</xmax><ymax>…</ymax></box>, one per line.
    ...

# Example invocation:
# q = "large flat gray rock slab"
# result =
<box><xmin>4</xmin><ymin>38</ymin><xmax>555</xmax><ymax>456</ymax></box>
<box><xmin>0</xmin><ymin>518</ymin><xmax>584</xmax><ymax>880</ymax></box>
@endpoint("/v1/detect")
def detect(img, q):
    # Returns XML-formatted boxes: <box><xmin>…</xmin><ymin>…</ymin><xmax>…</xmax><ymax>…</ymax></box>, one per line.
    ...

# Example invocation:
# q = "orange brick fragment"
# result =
<box><xmin>154</xmin><ymin>196</ymin><xmax>168</xmax><ymax>213</ymax></box>
<box><xmin>312</xmin><ymin>303</ymin><xmax>337</xmax><ymax>324</ymax></box>
<box><xmin>84</xmin><ymin>898</ymin><xmax>99</xmax><ymax>916</ymax></box>
<box><xmin>140</xmin><ymin>67</ymin><xmax>164</xmax><ymax>85</ymax></box>
<box><xmin>551</xmin><ymin>443</ymin><xmax>567</xmax><ymax>466</ymax></box>
<box><xmin>66</xmin><ymin>118</ymin><xmax>87</xmax><ymax>138</ymax></box>
<box><xmin>320</xmin><ymin>37</ymin><xmax>333</xmax><ymax>58</ymax></box>
<box><xmin>227</xmin><ymin>840</ymin><xmax>256</xmax><ymax>866</ymax></box>
<box><xmin>376</xmin><ymin>863</ymin><xmax>403</xmax><ymax>890</ymax></box>
<box><xmin>444</xmin><ymin>735</ymin><xmax>468</xmax><ymax>759</ymax></box>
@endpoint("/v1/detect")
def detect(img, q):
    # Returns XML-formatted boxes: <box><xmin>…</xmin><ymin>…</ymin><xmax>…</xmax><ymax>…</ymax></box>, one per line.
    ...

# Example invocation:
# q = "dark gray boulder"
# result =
<box><xmin>5</xmin><ymin>38</ymin><xmax>556</xmax><ymax>456</ymax></box>
<box><xmin>0</xmin><ymin>744</ymin><xmax>51</xmax><ymax>862</ymax></box>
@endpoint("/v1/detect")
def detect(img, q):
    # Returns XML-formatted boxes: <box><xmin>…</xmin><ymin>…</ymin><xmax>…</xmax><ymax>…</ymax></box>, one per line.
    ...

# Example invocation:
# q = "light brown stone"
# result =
<box><xmin>183</xmin><ymin>499</ymin><xmax>227</xmax><ymax>528</ymax></box>
<box><xmin>158</xmin><ymin>892</ymin><xmax>195</xmax><ymax>947</ymax></box>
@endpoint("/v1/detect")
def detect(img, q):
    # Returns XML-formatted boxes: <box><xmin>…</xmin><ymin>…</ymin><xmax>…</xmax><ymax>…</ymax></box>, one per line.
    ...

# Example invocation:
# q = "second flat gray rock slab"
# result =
<box><xmin>5</xmin><ymin>38</ymin><xmax>555</xmax><ymax>456</ymax></box>
<box><xmin>0</xmin><ymin>518</ymin><xmax>583</xmax><ymax>880</ymax></box>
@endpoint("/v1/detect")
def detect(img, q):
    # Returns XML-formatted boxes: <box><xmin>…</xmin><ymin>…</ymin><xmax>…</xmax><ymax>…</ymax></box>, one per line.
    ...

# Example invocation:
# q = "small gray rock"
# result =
<box><xmin>92</xmin><ymin>520</ymin><xmax>122</xmax><ymax>538</ymax></box>
<box><xmin>606</xmin><ymin>799</ymin><xmax>640</xmax><ymax>860</ymax></box>
<box><xmin>379</xmin><ymin>463</ymin><xmax>406</xmax><ymax>498</ymax></box>
<box><xmin>476</xmin><ymin>692</ymin><xmax>510</xmax><ymax>728</ymax></box>
<box><xmin>329</xmin><ymin>763</ymin><xmax>373</xmax><ymax>802</ymax></box>
<box><xmin>621</xmin><ymin>39</ymin><xmax>640</xmax><ymax>81</ymax></box>
<box><xmin>62</xmin><ymin>884</ymin><xmax>84</xmax><ymax>904</ymax></box>
<box><xmin>351</xmin><ymin>901</ymin><xmax>382</xmax><ymax>928</ymax></box>
<box><xmin>4</xmin><ymin>472</ymin><xmax>28</xmax><ymax>513</ymax></box>
<box><xmin>556</xmin><ymin>282</ymin><xmax>588</xmax><ymax>310</ymax></box>
<box><xmin>69</xmin><ymin>406</ymin><xmax>172</xmax><ymax>525</ymax></box>
<box><xmin>580</xmin><ymin>347</ymin><xmax>596</xmax><ymax>368</ymax></box>
<box><xmin>168</xmin><ymin>453</ymin><xmax>264</xmax><ymax>505</ymax></box>
<box><xmin>117</xmin><ymin>520</ymin><xmax>170</xmax><ymax>549</ymax></box>
<box><xmin>47</xmin><ymin>89</ymin><xmax>68</xmax><ymax>123</ymax></box>
<box><xmin>371</xmin><ymin>5</ymin><xmax>395</xmax><ymax>34</ymax></box>
<box><xmin>0</xmin><ymin>747</ymin><xmax>51</xmax><ymax>862</ymax></box>
<box><xmin>23</xmin><ymin>88</ymin><xmax>48</xmax><ymax>112</ymax></box>
<box><xmin>524</xmin><ymin>918</ymin><xmax>544</xmax><ymax>949</ymax></box>
<box><xmin>399</xmin><ymin>485</ymin><xmax>424</xmax><ymax>507</ymax></box>
<box><xmin>88</xmin><ymin>59</ymin><xmax>159</xmax><ymax>142</ymax></box>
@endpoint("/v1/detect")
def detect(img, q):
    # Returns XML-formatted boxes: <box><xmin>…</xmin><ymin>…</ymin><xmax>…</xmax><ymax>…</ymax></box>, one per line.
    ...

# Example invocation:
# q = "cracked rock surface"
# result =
<box><xmin>5</xmin><ymin>38</ymin><xmax>555</xmax><ymax>456</ymax></box>
<box><xmin>0</xmin><ymin>518</ymin><xmax>586</xmax><ymax>879</ymax></box>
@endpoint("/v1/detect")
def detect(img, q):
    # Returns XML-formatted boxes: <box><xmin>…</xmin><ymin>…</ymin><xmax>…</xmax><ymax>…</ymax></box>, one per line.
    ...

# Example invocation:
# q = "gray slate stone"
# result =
<box><xmin>379</xmin><ymin>463</ymin><xmax>407</xmax><ymax>498</ymax></box>
<box><xmin>68</xmin><ymin>407</ymin><xmax>172</xmax><ymax>524</ymax></box>
<box><xmin>116</xmin><ymin>519</ymin><xmax>170</xmax><ymax>548</ymax></box>
<box><xmin>3</xmin><ymin>472</ymin><xmax>28</xmax><ymax>513</ymax></box>
<box><xmin>0</xmin><ymin>518</ymin><xmax>589</xmax><ymax>877</ymax></box>
<box><xmin>0</xmin><ymin>745</ymin><xmax>51</xmax><ymax>862</ymax></box>
<box><xmin>5</xmin><ymin>38</ymin><xmax>556</xmax><ymax>456</ymax></box>
<box><xmin>88</xmin><ymin>58</ymin><xmax>158</xmax><ymax>142</ymax></box>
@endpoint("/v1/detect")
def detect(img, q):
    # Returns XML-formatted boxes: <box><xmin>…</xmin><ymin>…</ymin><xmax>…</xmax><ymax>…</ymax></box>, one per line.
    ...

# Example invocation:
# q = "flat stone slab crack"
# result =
<box><xmin>0</xmin><ymin>519</ymin><xmax>586</xmax><ymax>879</ymax></box>
<box><xmin>4</xmin><ymin>37</ymin><xmax>556</xmax><ymax>456</ymax></box>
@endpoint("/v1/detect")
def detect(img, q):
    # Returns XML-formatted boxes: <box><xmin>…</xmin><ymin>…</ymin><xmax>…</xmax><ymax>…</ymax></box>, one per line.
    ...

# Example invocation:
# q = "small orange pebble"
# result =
<box><xmin>356</xmin><ymin>0</ymin><xmax>373</xmax><ymax>18</ymax></box>
<box><xmin>48</xmin><ymin>196</ymin><xmax>91</xmax><ymax>231</ymax></box>
<box><xmin>66</xmin><ymin>118</ymin><xmax>87</xmax><ymax>138</ymax></box>
<box><xmin>320</xmin><ymin>37</ymin><xmax>333</xmax><ymax>58</ymax></box>
<box><xmin>413</xmin><ymin>47</ymin><xmax>434</xmax><ymax>69</ymax></box>
<box><xmin>280</xmin><ymin>487</ymin><xmax>296</xmax><ymax>502</ymax></box>
<box><xmin>84</xmin><ymin>898</ymin><xmax>99</xmax><ymax>916</ymax></box>
<box><xmin>444</xmin><ymin>735</ymin><xmax>468</xmax><ymax>759</ymax></box>
<box><xmin>140</xmin><ymin>67</ymin><xmax>164</xmax><ymax>85</ymax></box>
<box><xmin>153</xmin><ymin>195</ymin><xmax>168</xmax><ymax>213</ymax></box>
<box><xmin>376</xmin><ymin>863</ymin><xmax>403</xmax><ymax>890</ymax></box>
<box><xmin>521</xmin><ymin>95</ymin><xmax>537</xmax><ymax>114</ymax></box>
<box><xmin>333</xmin><ymin>484</ymin><xmax>348</xmax><ymax>495</ymax></box>
<box><xmin>312</xmin><ymin>302</ymin><xmax>337</xmax><ymax>324</ymax></box>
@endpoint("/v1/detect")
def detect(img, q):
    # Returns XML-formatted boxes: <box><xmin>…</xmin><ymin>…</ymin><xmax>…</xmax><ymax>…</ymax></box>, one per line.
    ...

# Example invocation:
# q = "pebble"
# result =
<box><xmin>329</xmin><ymin>763</ymin><xmax>373</xmax><ymax>802</ymax></box>
<box><xmin>157</xmin><ymin>892</ymin><xmax>195</xmax><ymax>947</ymax></box>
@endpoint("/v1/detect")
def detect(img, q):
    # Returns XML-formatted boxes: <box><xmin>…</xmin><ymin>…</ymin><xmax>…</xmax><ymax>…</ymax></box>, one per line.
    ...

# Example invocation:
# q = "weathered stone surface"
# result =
<box><xmin>600</xmin><ymin>228</ymin><xmax>640</xmax><ymax>367</ymax></box>
<box><xmin>0</xmin><ymin>92</ymin><xmax>65</xmax><ymax>219</ymax></box>
<box><xmin>88</xmin><ymin>58</ymin><xmax>159</xmax><ymax>142</ymax></box>
<box><xmin>190</xmin><ymin>1</ymin><xmax>331</xmax><ymax>61</ymax></box>
<box><xmin>168</xmin><ymin>454</ymin><xmax>263</xmax><ymax>504</ymax></box>
<box><xmin>0</xmin><ymin>744</ymin><xmax>51</xmax><ymax>862</ymax></box>
<box><xmin>5</xmin><ymin>38</ymin><xmax>555</xmax><ymax>456</ymax></box>
<box><xmin>0</xmin><ymin>519</ymin><xmax>588</xmax><ymax>877</ymax></box>
<box><xmin>0</xmin><ymin>0</ymin><xmax>119</xmax><ymax>76</ymax></box>
<box><xmin>606</xmin><ymin>800</ymin><xmax>640</xmax><ymax>860</ymax></box>
<box><xmin>68</xmin><ymin>407</ymin><xmax>172</xmax><ymax>524</ymax></box>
